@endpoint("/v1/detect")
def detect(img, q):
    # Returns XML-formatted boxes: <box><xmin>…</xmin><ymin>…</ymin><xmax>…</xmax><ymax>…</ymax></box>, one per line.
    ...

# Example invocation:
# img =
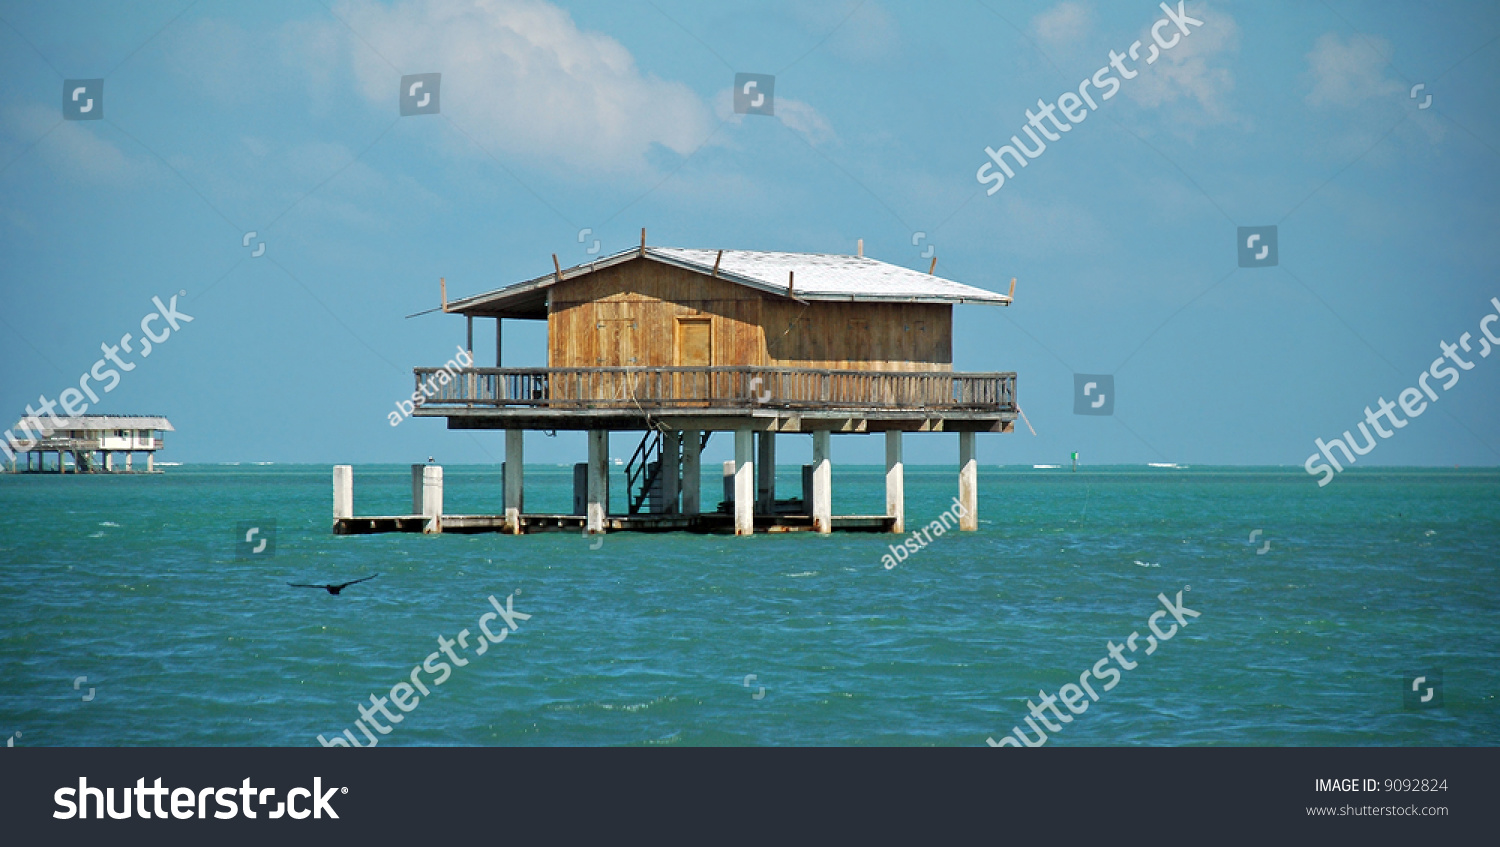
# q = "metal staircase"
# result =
<box><xmin>624</xmin><ymin>431</ymin><xmax>711</xmax><ymax>514</ymax></box>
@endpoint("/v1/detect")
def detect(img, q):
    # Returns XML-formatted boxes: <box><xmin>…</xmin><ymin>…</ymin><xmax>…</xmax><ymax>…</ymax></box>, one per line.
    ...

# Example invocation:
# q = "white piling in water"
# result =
<box><xmin>734</xmin><ymin>428</ymin><xmax>754</xmax><ymax>536</ymax></box>
<box><xmin>420</xmin><ymin>464</ymin><xmax>443</xmax><ymax>534</ymax></box>
<box><xmin>885</xmin><ymin>431</ymin><xmax>904</xmax><ymax>534</ymax></box>
<box><xmin>959</xmin><ymin>431</ymin><xmax>977</xmax><ymax>531</ymax></box>
<box><xmin>333</xmin><ymin>465</ymin><xmax>353</xmax><ymax>520</ymax></box>
<box><xmin>811</xmin><ymin>430</ymin><xmax>831</xmax><ymax>534</ymax></box>
<box><xmin>411</xmin><ymin>465</ymin><xmax>424</xmax><ymax>515</ymax></box>
<box><xmin>504</xmin><ymin>429</ymin><xmax>524</xmax><ymax>534</ymax></box>
<box><xmin>586</xmin><ymin>430</ymin><xmax>607</xmax><ymax>534</ymax></box>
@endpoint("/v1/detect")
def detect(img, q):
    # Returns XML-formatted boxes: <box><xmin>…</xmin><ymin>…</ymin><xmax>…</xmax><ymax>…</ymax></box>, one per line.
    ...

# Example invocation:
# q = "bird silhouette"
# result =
<box><xmin>288</xmin><ymin>574</ymin><xmax>379</xmax><ymax>595</ymax></box>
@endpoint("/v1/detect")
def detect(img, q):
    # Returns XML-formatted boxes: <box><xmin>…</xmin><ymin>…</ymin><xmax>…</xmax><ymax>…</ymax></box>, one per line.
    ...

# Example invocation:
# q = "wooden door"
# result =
<box><xmin>595</xmin><ymin>317</ymin><xmax>639</xmax><ymax>400</ymax></box>
<box><xmin>675</xmin><ymin>317</ymin><xmax>711</xmax><ymax>405</ymax></box>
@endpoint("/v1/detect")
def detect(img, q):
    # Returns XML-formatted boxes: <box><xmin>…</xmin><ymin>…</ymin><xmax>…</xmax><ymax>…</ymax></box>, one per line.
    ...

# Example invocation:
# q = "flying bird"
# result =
<box><xmin>288</xmin><ymin>574</ymin><xmax>379</xmax><ymax>595</ymax></box>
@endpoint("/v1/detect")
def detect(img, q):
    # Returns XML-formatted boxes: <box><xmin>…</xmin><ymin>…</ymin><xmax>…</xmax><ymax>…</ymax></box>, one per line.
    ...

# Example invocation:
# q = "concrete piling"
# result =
<box><xmin>504</xmin><ymin>430</ymin><xmax>524</xmax><ymax>534</ymax></box>
<box><xmin>333</xmin><ymin>465</ymin><xmax>354</xmax><ymax>520</ymax></box>
<box><xmin>682</xmin><ymin>430</ymin><xmax>701</xmax><ymax>515</ymax></box>
<box><xmin>734</xmin><ymin>428</ymin><xmax>754</xmax><ymax>536</ymax></box>
<box><xmin>885</xmin><ymin>431</ymin><xmax>904</xmax><ymax>534</ymax></box>
<box><xmin>586</xmin><ymin>430</ymin><xmax>608</xmax><ymax>534</ymax></box>
<box><xmin>959</xmin><ymin>431</ymin><xmax>977</xmax><ymax>531</ymax></box>
<box><xmin>812</xmin><ymin>430</ymin><xmax>831</xmax><ymax>534</ymax></box>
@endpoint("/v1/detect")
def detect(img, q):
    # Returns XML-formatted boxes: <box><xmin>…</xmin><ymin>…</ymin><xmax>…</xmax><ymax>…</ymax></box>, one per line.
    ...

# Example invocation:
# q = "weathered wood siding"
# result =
<box><xmin>760</xmin><ymin>300</ymin><xmax>951</xmax><ymax>371</ymax></box>
<box><xmin>549</xmin><ymin>259</ymin><xmax>760</xmax><ymax>369</ymax></box>
<box><xmin>547</xmin><ymin>258</ymin><xmax>953</xmax><ymax>373</ymax></box>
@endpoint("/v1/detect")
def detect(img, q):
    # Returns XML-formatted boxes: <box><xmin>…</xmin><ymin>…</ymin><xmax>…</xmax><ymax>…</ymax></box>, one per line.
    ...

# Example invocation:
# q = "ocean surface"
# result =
<box><xmin>1</xmin><ymin>464</ymin><xmax>1496</xmax><ymax>747</ymax></box>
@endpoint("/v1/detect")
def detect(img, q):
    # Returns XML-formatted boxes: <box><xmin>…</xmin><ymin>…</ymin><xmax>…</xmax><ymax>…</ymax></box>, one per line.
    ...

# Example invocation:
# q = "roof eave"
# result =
<box><xmin>793</xmin><ymin>294</ymin><xmax>1012</xmax><ymax>306</ymax></box>
<box><xmin>442</xmin><ymin>247</ymin><xmax>1015</xmax><ymax>312</ymax></box>
<box><xmin>445</xmin><ymin>248</ymin><xmax>648</xmax><ymax>315</ymax></box>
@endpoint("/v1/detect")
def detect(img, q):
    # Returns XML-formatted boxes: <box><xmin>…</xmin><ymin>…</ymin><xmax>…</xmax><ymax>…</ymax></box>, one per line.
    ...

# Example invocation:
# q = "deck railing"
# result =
<box><xmin>412</xmin><ymin>366</ymin><xmax>1016</xmax><ymax>412</ymax></box>
<box><xmin>16</xmin><ymin>437</ymin><xmax>164</xmax><ymax>451</ymax></box>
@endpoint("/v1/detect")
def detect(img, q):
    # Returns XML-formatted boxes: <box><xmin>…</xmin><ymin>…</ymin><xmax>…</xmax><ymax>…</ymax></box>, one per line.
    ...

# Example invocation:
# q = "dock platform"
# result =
<box><xmin>334</xmin><ymin>512</ymin><xmax>896</xmax><ymax>535</ymax></box>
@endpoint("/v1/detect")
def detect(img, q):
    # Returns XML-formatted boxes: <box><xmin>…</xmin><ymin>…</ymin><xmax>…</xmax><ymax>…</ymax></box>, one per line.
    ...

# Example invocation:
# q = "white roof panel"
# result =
<box><xmin>11</xmin><ymin>416</ymin><xmax>173</xmax><ymax>432</ymax></box>
<box><xmin>447</xmin><ymin>246</ymin><xmax>1012</xmax><ymax>315</ymax></box>
<box><xmin>648</xmin><ymin>248</ymin><xmax>1010</xmax><ymax>304</ymax></box>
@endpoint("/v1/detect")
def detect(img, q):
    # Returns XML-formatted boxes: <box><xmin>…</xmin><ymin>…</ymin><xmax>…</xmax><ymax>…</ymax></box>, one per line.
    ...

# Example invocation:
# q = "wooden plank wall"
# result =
<box><xmin>760</xmin><ymin>300</ymin><xmax>952</xmax><ymax>371</ymax></box>
<box><xmin>547</xmin><ymin>258</ymin><xmax>953</xmax><ymax>372</ymax></box>
<box><xmin>549</xmin><ymin>260</ymin><xmax>762</xmax><ymax>368</ymax></box>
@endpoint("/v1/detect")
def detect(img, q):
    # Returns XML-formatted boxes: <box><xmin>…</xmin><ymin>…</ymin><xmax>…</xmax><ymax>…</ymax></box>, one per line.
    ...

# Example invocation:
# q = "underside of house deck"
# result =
<box><xmin>430</xmin><ymin>409</ymin><xmax>1013</xmax><ymax>433</ymax></box>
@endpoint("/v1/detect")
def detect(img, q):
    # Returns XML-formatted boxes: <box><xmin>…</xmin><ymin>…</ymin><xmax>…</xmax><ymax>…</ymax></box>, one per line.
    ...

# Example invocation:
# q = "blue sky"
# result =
<box><xmin>2</xmin><ymin>0</ymin><xmax>1498</xmax><ymax>470</ymax></box>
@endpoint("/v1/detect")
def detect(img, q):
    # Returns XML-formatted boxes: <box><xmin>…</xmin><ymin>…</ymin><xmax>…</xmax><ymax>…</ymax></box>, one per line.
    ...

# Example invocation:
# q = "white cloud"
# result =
<box><xmin>713</xmin><ymin>88</ymin><xmax>837</xmax><ymax>146</ymax></box>
<box><xmin>1126</xmin><ymin>1</ymin><xmax>1244</xmax><ymax>134</ymax></box>
<box><xmin>3</xmin><ymin>104</ymin><xmax>152</xmax><ymax>187</ymax></box>
<box><xmin>1304</xmin><ymin>32</ymin><xmax>1403</xmax><ymax>108</ymax></box>
<box><xmin>1033</xmin><ymin>1</ymin><xmax>1094</xmax><ymax>49</ymax></box>
<box><xmin>334</xmin><ymin>0</ymin><xmax>715</xmax><ymax>174</ymax></box>
<box><xmin>1301</xmin><ymin>32</ymin><xmax>1445</xmax><ymax>154</ymax></box>
<box><xmin>769</xmin><ymin>99</ymin><xmax>836</xmax><ymax>146</ymax></box>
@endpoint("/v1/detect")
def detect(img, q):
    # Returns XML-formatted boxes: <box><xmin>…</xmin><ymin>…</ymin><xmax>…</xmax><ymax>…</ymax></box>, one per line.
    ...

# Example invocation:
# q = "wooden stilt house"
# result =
<box><xmin>335</xmin><ymin>236</ymin><xmax>1017</xmax><ymax>536</ymax></box>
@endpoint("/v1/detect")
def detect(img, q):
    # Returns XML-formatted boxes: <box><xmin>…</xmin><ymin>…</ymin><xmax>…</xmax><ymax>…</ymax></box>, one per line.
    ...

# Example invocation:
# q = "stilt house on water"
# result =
<box><xmin>334</xmin><ymin>236</ymin><xmax>1018</xmax><ymax>536</ymax></box>
<box><xmin>5</xmin><ymin>415</ymin><xmax>173</xmax><ymax>473</ymax></box>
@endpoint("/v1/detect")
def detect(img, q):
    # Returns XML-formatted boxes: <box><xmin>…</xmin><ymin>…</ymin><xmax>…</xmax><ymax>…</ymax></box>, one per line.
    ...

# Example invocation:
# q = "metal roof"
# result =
<box><xmin>11</xmin><ymin>416</ymin><xmax>173</xmax><ymax>432</ymax></box>
<box><xmin>445</xmin><ymin>246</ymin><xmax>1012</xmax><ymax>318</ymax></box>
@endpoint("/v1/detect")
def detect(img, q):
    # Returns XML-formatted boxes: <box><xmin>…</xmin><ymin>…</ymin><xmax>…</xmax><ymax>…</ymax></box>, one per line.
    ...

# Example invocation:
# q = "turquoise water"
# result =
<box><xmin>1</xmin><ymin>464</ymin><xmax>1496</xmax><ymax>746</ymax></box>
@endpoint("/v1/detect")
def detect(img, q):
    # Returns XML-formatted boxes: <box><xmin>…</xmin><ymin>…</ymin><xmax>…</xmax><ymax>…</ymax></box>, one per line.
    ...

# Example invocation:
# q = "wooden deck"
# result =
<box><xmin>409</xmin><ymin>365</ymin><xmax>1016</xmax><ymax>432</ymax></box>
<box><xmin>334</xmin><ymin>512</ymin><xmax>897</xmax><ymax>535</ymax></box>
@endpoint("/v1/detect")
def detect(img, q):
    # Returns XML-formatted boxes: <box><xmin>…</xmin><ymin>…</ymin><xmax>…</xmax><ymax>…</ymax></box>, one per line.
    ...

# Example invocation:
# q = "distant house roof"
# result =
<box><xmin>11</xmin><ymin>415</ymin><xmax>173</xmax><ymax>432</ymax></box>
<box><xmin>446</xmin><ymin>247</ymin><xmax>1012</xmax><ymax>318</ymax></box>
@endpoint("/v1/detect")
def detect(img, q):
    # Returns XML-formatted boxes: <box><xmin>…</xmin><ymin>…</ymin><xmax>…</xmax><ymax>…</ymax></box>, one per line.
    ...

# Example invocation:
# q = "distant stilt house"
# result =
<box><xmin>5</xmin><ymin>416</ymin><xmax>173</xmax><ymax>474</ymax></box>
<box><xmin>335</xmin><ymin>236</ymin><xmax>1018</xmax><ymax>536</ymax></box>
